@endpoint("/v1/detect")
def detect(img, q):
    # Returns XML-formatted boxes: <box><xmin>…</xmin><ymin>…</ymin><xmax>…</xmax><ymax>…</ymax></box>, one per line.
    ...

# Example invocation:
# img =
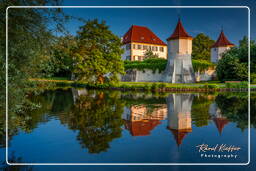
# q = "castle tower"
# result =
<box><xmin>163</xmin><ymin>18</ymin><xmax>195</xmax><ymax>83</ymax></box>
<box><xmin>167</xmin><ymin>94</ymin><xmax>193</xmax><ymax>146</ymax></box>
<box><xmin>211</xmin><ymin>29</ymin><xmax>234</xmax><ymax>63</ymax></box>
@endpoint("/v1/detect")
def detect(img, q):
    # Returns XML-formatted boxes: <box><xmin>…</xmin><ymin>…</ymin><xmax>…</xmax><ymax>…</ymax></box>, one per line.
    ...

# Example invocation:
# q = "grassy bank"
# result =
<box><xmin>29</xmin><ymin>78</ymin><xmax>253</xmax><ymax>92</ymax></box>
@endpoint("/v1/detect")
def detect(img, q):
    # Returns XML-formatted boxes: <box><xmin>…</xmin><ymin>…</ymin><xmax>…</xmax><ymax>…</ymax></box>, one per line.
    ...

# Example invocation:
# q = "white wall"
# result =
<box><xmin>211</xmin><ymin>46</ymin><xmax>231</xmax><ymax>63</ymax></box>
<box><xmin>168</xmin><ymin>38</ymin><xmax>192</xmax><ymax>56</ymax></box>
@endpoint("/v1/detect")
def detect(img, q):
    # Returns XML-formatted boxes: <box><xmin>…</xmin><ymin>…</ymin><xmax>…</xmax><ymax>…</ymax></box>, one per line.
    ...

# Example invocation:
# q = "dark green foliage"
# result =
<box><xmin>216</xmin><ymin>36</ymin><xmax>256</xmax><ymax>82</ymax></box>
<box><xmin>192</xmin><ymin>59</ymin><xmax>215</xmax><ymax>72</ymax></box>
<box><xmin>124</xmin><ymin>58</ymin><xmax>167</xmax><ymax>72</ymax></box>
<box><xmin>216</xmin><ymin>50</ymin><xmax>248</xmax><ymax>82</ymax></box>
<box><xmin>41</xmin><ymin>36</ymin><xmax>76</xmax><ymax>78</ymax></box>
<box><xmin>73</xmin><ymin>19</ymin><xmax>124</xmax><ymax>84</ymax></box>
<box><xmin>192</xmin><ymin>33</ymin><xmax>215</xmax><ymax>61</ymax></box>
<box><xmin>0</xmin><ymin>0</ymin><xmax>68</xmax><ymax>148</ymax></box>
<box><xmin>125</xmin><ymin>58</ymin><xmax>215</xmax><ymax>73</ymax></box>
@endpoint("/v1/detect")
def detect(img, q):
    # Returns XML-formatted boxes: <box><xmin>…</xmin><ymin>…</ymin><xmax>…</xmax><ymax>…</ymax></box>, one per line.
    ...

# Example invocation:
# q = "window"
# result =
<box><xmin>143</xmin><ymin>45</ymin><xmax>148</xmax><ymax>50</ymax></box>
<box><xmin>126</xmin><ymin>44</ymin><xmax>131</xmax><ymax>50</ymax></box>
<box><xmin>138</xmin><ymin>56</ymin><xmax>141</xmax><ymax>61</ymax></box>
<box><xmin>133</xmin><ymin>44</ymin><xmax>136</xmax><ymax>49</ymax></box>
<box><xmin>155</xmin><ymin>46</ymin><xmax>158</xmax><ymax>51</ymax></box>
<box><xmin>138</xmin><ymin>45</ymin><xmax>142</xmax><ymax>49</ymax></box>
<box><xmin>160</xmin><ymin>47</ymin><xmax>164</xmax><ymax>52</ymax></box>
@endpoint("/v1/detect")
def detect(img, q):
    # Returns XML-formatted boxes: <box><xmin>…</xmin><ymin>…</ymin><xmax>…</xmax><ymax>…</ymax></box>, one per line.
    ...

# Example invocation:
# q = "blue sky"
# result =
<box><xmin>60</xmin><ymin>0</ymin><xmax>256</xmax><ymax>45</ymax></box>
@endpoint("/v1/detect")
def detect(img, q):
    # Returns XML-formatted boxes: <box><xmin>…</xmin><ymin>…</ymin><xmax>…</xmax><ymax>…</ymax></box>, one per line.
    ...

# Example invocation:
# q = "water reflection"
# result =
<box><xmin>122</xmin><ymin>104</ymin><xmax>167</xmax><ymax>136</ymax></box>
<box><xmin>3</xmin><ymin>88</ymin><xmax>253</xmax><ymax>163</ymax></box>
<box><xmin>167</xmin><ymin>94</ymin><xmax>193</xmax><ymax>146</ymax></box>
<box><xmin>209</xmin><ymin>102</ymin><xmax>229</xmax><ymax>135</ymax></box>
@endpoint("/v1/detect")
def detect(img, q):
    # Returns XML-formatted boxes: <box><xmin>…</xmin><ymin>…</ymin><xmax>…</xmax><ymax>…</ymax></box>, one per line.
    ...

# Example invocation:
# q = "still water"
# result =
<box><xmin>4</xmin><ymin>89</ymin><xmax>250</xmax><ymax>164</ymax></box>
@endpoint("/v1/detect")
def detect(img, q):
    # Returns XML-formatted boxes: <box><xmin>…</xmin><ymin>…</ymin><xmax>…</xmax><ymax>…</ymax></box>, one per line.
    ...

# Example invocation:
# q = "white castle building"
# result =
<box><xmin>121</xmin><ymin>25</ymin><xmax>167</xmax><ymax>61</ymax></box>
<box><xmin>210</xmin><ymin>29</ymin><xmax>234</xmax><ymax>63</ymax></box>
<box><xmin>121</xmin><ymin>19</ymin><xmax>234</xmax><ymax>83</ymax></box>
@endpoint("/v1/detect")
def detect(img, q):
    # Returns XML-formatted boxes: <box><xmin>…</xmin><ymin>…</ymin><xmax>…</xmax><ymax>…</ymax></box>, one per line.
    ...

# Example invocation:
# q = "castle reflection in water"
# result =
<box><xmin>72</xmin><ymin>89</ymin><xmax>229</xmax><ymax>147</ymax></box>
<box><xmin>122</xmin><ymin>94</ymin><xmax>228</xmax><ymax>146</ymax></box>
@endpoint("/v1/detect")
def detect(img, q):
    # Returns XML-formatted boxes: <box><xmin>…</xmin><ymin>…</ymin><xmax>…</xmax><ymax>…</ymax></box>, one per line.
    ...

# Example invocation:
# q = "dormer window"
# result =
<box><xmin>141</xmin><ymin>37</ymin><xmax>144</xmax><ymax>40</ymax></box>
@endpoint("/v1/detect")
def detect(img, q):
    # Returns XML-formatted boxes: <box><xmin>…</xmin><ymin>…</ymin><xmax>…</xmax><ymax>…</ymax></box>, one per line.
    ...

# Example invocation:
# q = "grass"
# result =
<box><xmin>28</xmin><ymin>78</ymin><xmax>253</xmax><ymax>92</ymax></box>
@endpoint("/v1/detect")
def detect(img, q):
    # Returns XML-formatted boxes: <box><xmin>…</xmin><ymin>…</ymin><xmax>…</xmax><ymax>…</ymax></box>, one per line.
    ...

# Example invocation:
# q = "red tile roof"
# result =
<box><xmin>168</xmin><ymin>128</ymin><xmax>192</xmax><ymax>147</ymax></box>
<box><xmin>167</xmin><ymin>19</ymin><xmax>192</xmax><ymax>41</ymax></box>
<box><xmin>122</xmin><ymin>25</ymin><xmax>167</xmax><ymax>46</ymax></box>
<box><xmin>211</xmin><ymin>31</ymin><xmax>234</xmax><ymax>48</ymax></box>
<box><xmin>125</xmin><ymin>120</ymin><xmax>161</xmax><ymax>136</ymax></box>
<box><xmin>213</xmin><ymin>117</ymin><xmax>229</xmax><ymax>135</ymax></box>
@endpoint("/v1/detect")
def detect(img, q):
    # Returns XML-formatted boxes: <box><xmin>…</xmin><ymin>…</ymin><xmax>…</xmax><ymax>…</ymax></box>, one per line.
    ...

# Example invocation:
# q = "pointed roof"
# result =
<box><xmin>122</xmin><ymin>25</ymin><xmax>167</xmax><ymax>46</ymax></box>
<box><xmin>211</xmin><ymin>30</ymin><xmax>234</xmax><ymax>48</ymax></box>
<box><xmin>167</xmin><ymin>18</ymin><xmax>193</xmax><ymax>41</ymax></box>
<box><xmin>168</xmin><ymin>128</ymin><xmax>192</xmax><ymax>147</ymax></box>
<box><xmin>213</xmin><ymin>118</ymin><xmax>229</xmax><ymax>135</ymax></box>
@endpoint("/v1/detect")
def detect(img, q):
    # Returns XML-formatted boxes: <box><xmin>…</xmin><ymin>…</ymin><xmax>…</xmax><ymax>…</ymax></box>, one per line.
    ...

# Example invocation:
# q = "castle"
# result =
<box><xmin>121</xmin><ymin>18</ymin><xmax>234</xmax><ymax>83</ymax></box>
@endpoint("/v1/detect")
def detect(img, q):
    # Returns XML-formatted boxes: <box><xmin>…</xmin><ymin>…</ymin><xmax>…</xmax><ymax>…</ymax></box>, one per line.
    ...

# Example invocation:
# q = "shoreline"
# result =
<box><xmin>29</xmin><ymin>78</ymin><xmax>255</xmax><ymax>92</ymax></box>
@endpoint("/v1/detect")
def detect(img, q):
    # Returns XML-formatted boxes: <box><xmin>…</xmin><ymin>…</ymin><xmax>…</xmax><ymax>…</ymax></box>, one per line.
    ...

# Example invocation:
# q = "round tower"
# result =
<box><xmin>163</xmin><ymin>18</ymin><xmax>195</xmax><ymax>83</ymax></box>
<box><xmin>211</xmin><ymin>29</ymin><xmax>234</xmax><ymax>63</ymax></box>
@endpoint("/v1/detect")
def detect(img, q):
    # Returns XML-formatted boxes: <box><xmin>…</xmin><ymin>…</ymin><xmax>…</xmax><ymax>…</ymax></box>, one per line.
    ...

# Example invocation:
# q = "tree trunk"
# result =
<box><xmin>97</xmin><ymin>75</ymin><xmax>104</xmax><ymax>84</ymax></box>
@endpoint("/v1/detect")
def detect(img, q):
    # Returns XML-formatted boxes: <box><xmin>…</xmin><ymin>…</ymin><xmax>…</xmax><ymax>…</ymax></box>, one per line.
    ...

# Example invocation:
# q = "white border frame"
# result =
<box><xmin>5</xmin><ymin>6</ymin><xmax>251</xmax><ymax>166</ymax></box>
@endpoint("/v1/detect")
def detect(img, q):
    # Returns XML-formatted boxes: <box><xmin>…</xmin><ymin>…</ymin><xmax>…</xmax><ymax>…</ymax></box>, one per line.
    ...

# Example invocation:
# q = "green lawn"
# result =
<box><xmin>28</xmin><ymin>78</ymin><xmax>251</xmax><ymax>91</ymax></box>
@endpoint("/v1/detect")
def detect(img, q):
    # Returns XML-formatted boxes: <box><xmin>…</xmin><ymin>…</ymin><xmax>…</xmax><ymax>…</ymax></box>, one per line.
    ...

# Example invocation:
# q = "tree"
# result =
<box><xmin>192</xmin><ymin>33</ymin><xmax>215</xmax><ymax>61</ymax></box>
<box><xmin>41</xmin><ymin>35</ymin><xmax>76</xmax><ymax>78</ymax></box>
<box><xmin>0</xmin><ymin>0</ymin><xmax>68</xmax><ymax>150</ymax></box>
<box><xmin>216</xmin><ymin>36</ymin><xmax>254</xmax><ymax>81</ymax></box>
<box><xmin>216</xmin><ymin>54</ymin><xmax>248</xmax><ymax>81</ymax></box>
<box><xmin>72</xmin><ymin>19</ymin><xmax>124</xmax><ymax>84</ymax></box>
<box><xmin>144</xmin><ymin>49</ymin><xmax>159</xmax><ymax>59</ymax></box>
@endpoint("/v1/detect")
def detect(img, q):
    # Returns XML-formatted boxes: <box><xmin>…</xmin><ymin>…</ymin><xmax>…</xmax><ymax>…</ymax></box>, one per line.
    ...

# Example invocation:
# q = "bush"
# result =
<box><xmin>251</xmin><ymin>73</ymin><xmax>256</xmax><ymax>83</ymax></box>
<box><xmin>225</xmin><ymin>81</ymin><xmax>248</xmax><ymax>88</ymax></box>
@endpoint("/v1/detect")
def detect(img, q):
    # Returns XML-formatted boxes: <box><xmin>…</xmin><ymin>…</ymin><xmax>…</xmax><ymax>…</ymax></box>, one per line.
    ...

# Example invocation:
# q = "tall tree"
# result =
<box><xmin>0</xmin><ymin>0</ymin><xmax>68</xmax><ymax>151</ymax></box>
<box><xmin>192</xmin><ymin>33</ymin><xmax>215</xmax><ymax>61</ymax></box>
<box><xmin>73</xmin><ymin>19</ymin><xmax>124</xmax><ymax>84</ymax></box>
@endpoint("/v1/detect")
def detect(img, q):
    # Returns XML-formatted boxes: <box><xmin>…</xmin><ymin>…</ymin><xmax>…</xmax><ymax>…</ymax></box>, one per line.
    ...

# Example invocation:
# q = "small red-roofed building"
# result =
<box><xmin>121</xmin><ymin>25</ymin><xmax>167</xmax><ymax>61</ymax></box>
<box><xmin>211</xmin><ymin>30</ymin><xmax>235</xmax><ymax>63</ymax></box>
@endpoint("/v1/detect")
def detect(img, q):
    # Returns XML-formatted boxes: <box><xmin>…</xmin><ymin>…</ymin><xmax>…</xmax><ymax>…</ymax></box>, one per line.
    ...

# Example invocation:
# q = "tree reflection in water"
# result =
<box><xmin>1</xmin><ymin>89</ymin><xmax>255</xmax><ymax>157</ymax></box>
<box><xmin>65</xmin><ymin>89</ymin><xmax>125</xmax><ymax>153</ymax></box>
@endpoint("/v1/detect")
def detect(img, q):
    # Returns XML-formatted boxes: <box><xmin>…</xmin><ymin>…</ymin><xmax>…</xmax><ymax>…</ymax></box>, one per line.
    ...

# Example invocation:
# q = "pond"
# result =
<box><xmin>2</xmin><ymin>89</ymin><xmax>251</xmax><ymax>164</ymax></box>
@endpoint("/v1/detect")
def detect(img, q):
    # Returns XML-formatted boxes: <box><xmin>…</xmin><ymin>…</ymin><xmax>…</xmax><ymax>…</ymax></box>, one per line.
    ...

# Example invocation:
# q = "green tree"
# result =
<box><xmin>144</xmin><ymin>49</ymin><xmax>159</xmax><ymax>59</ymax></box>
<box><xmin>0</xmin><ymin>0</ymin><xmax>68</xmax><ymax>150</ymax></box>
<box><xmin>192</xmin><ymin>33</ymin><xmax>215</xmax><ymax>61</ymax></box>
<box><xmin>73</xmin><ymin>19</ymin><xmax>124</xmax><ymax>84</ymax></box>
<box><xmin>216</xmin><ymin>37</ymin><xmax>253</xmax><ymax>81</ymax></box>
<box><xmin>41</xmin><ymin>35</ymin><xmax>76</xmax><ymax>78</ymax></box>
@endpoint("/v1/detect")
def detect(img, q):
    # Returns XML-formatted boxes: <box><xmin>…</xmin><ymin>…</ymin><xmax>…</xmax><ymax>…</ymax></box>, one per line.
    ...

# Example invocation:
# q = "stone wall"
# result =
<box><xmin>122</xmin><ymin>68</ymin><xmax>215</xmax><ymax>82</ymax></box>
<box><xmin>121</xmin><ymin>69</ymin><xmax>163</xmax><ymax>82</ymax></box>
